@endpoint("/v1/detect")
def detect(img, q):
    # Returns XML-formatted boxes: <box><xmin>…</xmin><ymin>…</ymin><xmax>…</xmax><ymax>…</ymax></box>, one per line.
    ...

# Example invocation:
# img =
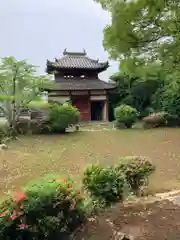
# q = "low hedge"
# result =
<box><xmin>83</xmin><ymin>157</ymin><xmax>155</xmax><ymax>200</ymax></box>
<box><xmin>142</xmin><ymin>112</ymin><xmax>180</xmax><ymax>128</ymax></box>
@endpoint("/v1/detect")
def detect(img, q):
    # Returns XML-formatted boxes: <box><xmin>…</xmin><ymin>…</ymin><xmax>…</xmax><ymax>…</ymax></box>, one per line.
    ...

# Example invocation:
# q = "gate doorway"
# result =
<box><xmin>91</xmin><ymin>101</ymin><xmax>104</xmax><ymax>121</ymax></box>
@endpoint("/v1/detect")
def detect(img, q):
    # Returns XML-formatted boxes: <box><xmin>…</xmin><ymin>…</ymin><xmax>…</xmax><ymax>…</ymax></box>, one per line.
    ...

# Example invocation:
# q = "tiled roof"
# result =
<box><xmin>47</xmin><ymin>50</ymin><xmax>109</xmax><ymax>72</ymax></box>
<box><xmin>45</xmin><ymin>78</ymin><xmax>116</xmax><ymax>91</ymax></box>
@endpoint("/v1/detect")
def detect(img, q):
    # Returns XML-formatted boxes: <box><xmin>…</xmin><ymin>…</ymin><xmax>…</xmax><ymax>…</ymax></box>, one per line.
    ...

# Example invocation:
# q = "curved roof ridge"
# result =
<box><xmin>47</xmin><ymin>50</ymin><xmax>109</xmax><ymax>72</ymax></box>
<box><xmin>63</xmin><ymin>48</ymin><xmax>87</xmax><ymax>56</ymax></box>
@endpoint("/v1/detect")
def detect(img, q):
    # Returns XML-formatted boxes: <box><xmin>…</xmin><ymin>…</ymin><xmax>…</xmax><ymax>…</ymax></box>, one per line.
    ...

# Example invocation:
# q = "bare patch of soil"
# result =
<box><xmin>72</xmin><ymin>200</ymin><xmax>180</xmax><ymax>240</ymax></box>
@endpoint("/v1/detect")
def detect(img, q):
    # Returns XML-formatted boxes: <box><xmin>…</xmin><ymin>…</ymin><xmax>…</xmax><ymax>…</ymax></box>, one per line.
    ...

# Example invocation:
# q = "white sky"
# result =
<box><xmin>0</xmin><ymin>0</ymin><xmax>118</xmax><ymax>80</ymax></box>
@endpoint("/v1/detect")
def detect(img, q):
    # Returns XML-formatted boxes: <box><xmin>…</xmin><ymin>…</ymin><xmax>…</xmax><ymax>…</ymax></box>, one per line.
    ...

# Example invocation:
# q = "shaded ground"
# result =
<box><xmin>1</xmin><ymin>127</ymin><xmax>180</xmax><ymax>197</ymax></box>
<box><xmin>72</xmin><ymin>200</ymin><xmax>180</xmax><ymax>239</ymax></box>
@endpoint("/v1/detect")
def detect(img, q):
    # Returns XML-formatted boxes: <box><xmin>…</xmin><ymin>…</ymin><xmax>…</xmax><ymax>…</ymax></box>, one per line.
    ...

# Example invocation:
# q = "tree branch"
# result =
<box><xmin>0</xmin><ymin>84</ymin><xmax>8</xmax><ymax>96</ymax></box>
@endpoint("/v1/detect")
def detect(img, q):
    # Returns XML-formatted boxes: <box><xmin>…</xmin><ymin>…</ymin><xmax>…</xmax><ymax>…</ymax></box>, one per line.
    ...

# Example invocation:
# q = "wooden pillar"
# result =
<box><xmin>88</xmin><ymin>91</ymin><xmax>91</xmax><ymax>121</ymax></box>
<box><xmin>103</xmin><ymin>100</ymin><xmax>108</xmax><ymax>121</ymax></box>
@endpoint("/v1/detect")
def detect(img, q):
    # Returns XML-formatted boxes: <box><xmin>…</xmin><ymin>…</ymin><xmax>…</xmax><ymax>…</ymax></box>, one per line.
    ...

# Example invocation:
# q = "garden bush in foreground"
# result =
<box><xmin>0</xmin><ymin>175</ymin><xmax>86</xmax><ymax>239</ymax></box>
<box><xmin>116</xmin><ymin>156</ymin><xmax>156</xmax><ymax>195</ymax></box>
<box><xmin>0</xmin><ymin>157</ymin><xmax>156</xmax><ymax>239</ymax></box>
<box><xmin>83</xmin><ymin>164</ymin><xmax>125</xmax><ymax>205</ymax></box>
<box><xmin>114</xmin><ymin>104</ymin><xmax>139</xmax><ymax>128</ymax></box>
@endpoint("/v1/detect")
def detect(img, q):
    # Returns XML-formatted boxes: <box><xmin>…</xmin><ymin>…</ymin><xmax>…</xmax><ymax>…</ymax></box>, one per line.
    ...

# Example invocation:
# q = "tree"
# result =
<box><xmin>94</xmin><ymin>0</ymin><xmax>180</xmax><ymax>73</ymax></box>
<box><xmin>109</xmin><ymin>61</ymin><xmax>164</xmax><ymax>118</ymax></box>
<box><xmin>152</xmin><ymin>72</ymin><xmax>180</xmax><ymax>116</ymax></box>
<box><xmin>0</xmin><ymin>57</ymin><xmax>50</xmax><ymax>130</ymax></box>
<box><xmin>94</xmin><ymin>0</ymin><xmax>180</xmax><ymax>118</ymax></box>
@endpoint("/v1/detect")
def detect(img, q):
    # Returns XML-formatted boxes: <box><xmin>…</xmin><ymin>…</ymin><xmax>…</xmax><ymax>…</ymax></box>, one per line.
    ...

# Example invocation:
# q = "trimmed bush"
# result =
<box><xmin>142</xmin><ymin>111</ymin><xmax>169</xmax><ymax>128</ymax></box>
<box><xmin>0</xmin><ymin>175</ymin><xmax>86</xmax><ymax>239</ymax></box>
<box><xmin>83</xmin><ymin>164</ymin><xmax>125</xmax><ymax>205</ymax></box>
<box><xmin>116</xmin><ymin>156</ymin><xmax>155</xmax><ymax>195</ymax></box>
<box><xmin>114</xmin><ymin>104</ymin><xmax>139</xmax><ymax>128</ymax></box>
<box><xmin>49</xmin><ymin>104</ymin><xmax>80</xmax><ymax>133</ymax></box>
<box><xmin>142</xmin><ymin>111</ymin><xmax>180</xmax><ymax>128</ymax></box>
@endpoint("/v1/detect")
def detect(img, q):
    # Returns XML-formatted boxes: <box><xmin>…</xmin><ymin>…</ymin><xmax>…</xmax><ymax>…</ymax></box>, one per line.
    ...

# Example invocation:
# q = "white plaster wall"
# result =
<box><xmin>90</xmin><ymin>95</ymin><xmax>107</xmax><ymax>100</ymax></box>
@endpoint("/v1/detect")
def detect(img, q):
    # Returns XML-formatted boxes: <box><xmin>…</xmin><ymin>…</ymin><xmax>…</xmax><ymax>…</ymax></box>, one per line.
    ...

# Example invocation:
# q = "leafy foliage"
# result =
<box><xmin>94</xmin><ymin>0</ymin><xmax>180</xmax><ymax>119</ymax></box>
<box><xmin>83</xmin><ymin>164</ymin><xmax>125</xmax><ymax>205</ymax></box>
<box><xmin>49</xmin><ymin>104</ymin><xmax>80</xmax><ymax>133</ymax></box>
<box><xmin>108</xmin><ymin>63</ymin><xmax>165</xmax><ymax>119</ymax></box>
<box><xmin>94</xmin><ymin>0</ymin><xmax>180</xmax><ymax>70</ymax></box>
<box><xmin>0</xmin><ymin>57</ymin><xmax>50</xmax><ymax>129</ymax></box>
<box><xmin>0</xmin><ymin>158</ymin><xmax>156</xmax><ymax>239</ymax></box>
<box><xmin>116</xmin><ymin>156</ymin><xmax>156</xmax><ymax>195</ymax></box>
<box><xmin>0</xmin><ymin>175</ymin><xmax>86</xmax><ymax>239</ymax></box>
<box><xmin>114</xmin><ymin>104</ymin><xmax>139</xmax><ymax>128</ymax></box>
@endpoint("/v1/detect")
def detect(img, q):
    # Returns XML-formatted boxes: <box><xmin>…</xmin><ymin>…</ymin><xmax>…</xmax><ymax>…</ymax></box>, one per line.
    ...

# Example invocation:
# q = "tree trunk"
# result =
<box><xmin>11</xmin><ymin>65</ymin><xmax>18</xmax><ymax>139</ymax></box>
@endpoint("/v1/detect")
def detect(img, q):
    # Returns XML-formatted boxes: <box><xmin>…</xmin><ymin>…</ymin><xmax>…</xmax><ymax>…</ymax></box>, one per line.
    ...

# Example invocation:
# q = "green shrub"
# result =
<box><xmin>83</xmin><ymin>164</ymin><xmax>125</xmax><ymax>205</ymax></box>
<box><xmin>142</xmin><ymin>111</ymin><xmax>180</xmax><ymax>128</ymax></box>
<box><xmin>49</xmin><ymin>104</ymin><xmax>80</xmax><ymax>133</ymax></box>
<box><xmin>142</xmin><ymin>111</ymin><xmax>169</xmax><ymax>128</ymax></box>
<box><xmin>116</xmin><ymin>156</ymin><xmax>155</xmax><ymax>195</ymax></box>
<box><xmin>0</xmin><ymin>175</ymin><xmax>86</xmax><ymax>239</ymax></box>
<box><xmin>114</xmin><ymin>104</ymin><xmax>139</xmax><ymax>128</ymax></box>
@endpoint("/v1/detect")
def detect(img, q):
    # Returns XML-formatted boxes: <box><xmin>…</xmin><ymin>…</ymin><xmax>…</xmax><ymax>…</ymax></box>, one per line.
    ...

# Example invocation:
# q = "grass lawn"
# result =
<box><xmin>1</xmin><ymin>127</ymin><xmax>180</xmax><ymax>199</ymax></box>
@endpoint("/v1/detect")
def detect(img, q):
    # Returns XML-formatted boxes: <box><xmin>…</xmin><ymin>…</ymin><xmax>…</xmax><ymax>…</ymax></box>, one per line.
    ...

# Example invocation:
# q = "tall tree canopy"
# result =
<box><xmin>94</xmin><ymin>0</ymin><xmax>180</xmax><ymax>117</ymax></box>
<box><xmin>94</xmin><ymin>0</ymin><xmax>180</xmax><ymax>72</ymax></box>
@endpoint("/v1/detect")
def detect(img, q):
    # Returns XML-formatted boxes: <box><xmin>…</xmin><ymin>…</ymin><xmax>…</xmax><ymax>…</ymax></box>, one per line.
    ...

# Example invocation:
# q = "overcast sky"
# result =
<box><xmin>0</xmin><ymin>0</ymin><xmax>118</xmax><ymax>80</ymax></box>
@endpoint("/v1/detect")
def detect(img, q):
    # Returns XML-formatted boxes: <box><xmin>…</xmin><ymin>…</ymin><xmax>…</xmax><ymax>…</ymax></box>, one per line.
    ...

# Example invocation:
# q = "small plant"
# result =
<box><xmin>116</xmin><ymin>156</ymin><xmax>156</xmax><ymax>195</ymax></box>
<box><xmin>114</xmin><ymin>104</ymin><xmax>139</xmax><ymax>128</ymax></box>
<box><xmin>83</xmin><ymin>164</ymin><xmax>125</xmax><ymax>205</ymax></box>
<box><xmin>49</xmin><ymin>104</ymin><xmax>80</xmax><ymax>133</ymax></box>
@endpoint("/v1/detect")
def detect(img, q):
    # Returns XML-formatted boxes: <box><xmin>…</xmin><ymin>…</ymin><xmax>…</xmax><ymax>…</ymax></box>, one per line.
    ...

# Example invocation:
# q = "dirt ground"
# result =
<box><xmin>1</xmin><ymin>128</ymin><xmax>180</xmax><ymax>198</ymax></box>
<box><xmin>72</xmin><ymin>199</ymin><xmax>180</xmax><ymax>239</ymax></box>
<box><xmin>1</xmin><ymin>127</ymin><xmax>180</xmax><ymax>238</ymax></box>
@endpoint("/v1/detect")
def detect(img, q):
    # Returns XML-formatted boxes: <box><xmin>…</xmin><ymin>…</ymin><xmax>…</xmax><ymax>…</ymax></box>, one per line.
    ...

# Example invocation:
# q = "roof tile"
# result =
<box><xmin>47</xmin><ymin>51</ymin><xmax>109</xmax><ymax>71</ymax></box>
<box><xmin>45</xmin><ymin>78</ymin><xmax>116</xmax><ymax>91</ymax></box>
